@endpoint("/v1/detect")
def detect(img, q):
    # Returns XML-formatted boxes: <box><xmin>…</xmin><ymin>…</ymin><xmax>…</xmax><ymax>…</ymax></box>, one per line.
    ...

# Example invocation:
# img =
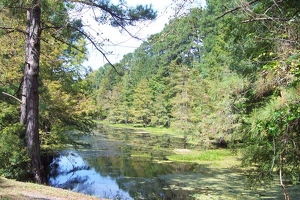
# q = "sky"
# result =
<box><xmin>81</xmin><ymin>0</ymin><xmax>206</xmax><ymax>70</ymax></box>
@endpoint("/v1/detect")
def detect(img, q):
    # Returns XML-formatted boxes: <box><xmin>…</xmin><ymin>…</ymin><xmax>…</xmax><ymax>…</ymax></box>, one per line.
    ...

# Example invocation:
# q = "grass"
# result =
<box><xmin>168</xmin><ymin>149</ymin><xmax>234</xmax><ymax>161</ymax></box>
<box><xmin>0</xmin><ymin>177</ymin><xmax>103</xmax><ymax>200</ymax></box>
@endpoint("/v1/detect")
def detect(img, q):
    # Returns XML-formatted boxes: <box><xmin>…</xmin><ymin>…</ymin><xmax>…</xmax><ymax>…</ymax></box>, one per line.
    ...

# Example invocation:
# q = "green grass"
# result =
<box><xmin>167</xmin><ymin>149</ymin><xmax>234</xmax><ymax>162</ymax></box>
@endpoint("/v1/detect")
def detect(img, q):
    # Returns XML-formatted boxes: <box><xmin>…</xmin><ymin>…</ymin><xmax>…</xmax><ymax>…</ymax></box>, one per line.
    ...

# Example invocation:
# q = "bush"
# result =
<box><xmin>0</xmin><ymin>123</ymin><xmax>30</xmax><ymax>180</ymax></box>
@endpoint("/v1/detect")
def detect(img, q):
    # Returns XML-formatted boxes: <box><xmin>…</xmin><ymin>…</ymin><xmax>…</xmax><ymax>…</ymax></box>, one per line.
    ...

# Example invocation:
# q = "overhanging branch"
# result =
<box><xmin>217</xmin><ymin>0</ymin><xmax>260</xmax><ymax>19</ymax></box>
<box><xmin>68</xmin><ymin>25</ymin><xmax>123</xmax><ymax>75</ymax></box>
<box><xmin>67</xmin><ymin>0</ymin><xmax>133</xmax><ymax>21</ymax></box>
<box><xmin>43</xmin><ymin>24</ymin><xmax>123</xmax><ymax>75</ymax></box>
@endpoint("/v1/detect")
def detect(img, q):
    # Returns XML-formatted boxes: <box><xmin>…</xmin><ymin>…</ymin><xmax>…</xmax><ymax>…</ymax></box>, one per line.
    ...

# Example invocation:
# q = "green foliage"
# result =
<box><xmin>132</xmin><ymin>78</ymin><xmax>154</xmax><ymax>126</ymax></box>
<box><xmin>91</xmin><ymin>1</ymin><xmax>157</xmax><ymax>27</ymax></box>
<box><xmin>242</xmin><ymin>90</ymin><xmax>300</xmax><ymax>185</ymax></box>
<box><xmin>0</xmin><ymin>102</ymin><xmax>19</xmax><ymax>127</ymax></box>
<box><xmin>39</xmin><ymin>79</ymin><xmax>95</xmax><ymax>154</ymax></box>
<box><xmin>0</xmin><ymin>124</ymin><xmax>29</xmax><ymax>180</ymax></box>
<box><xmin>88</xmin><ymin>2</ymin><xmax>245</xmax><ymax>141</ymax></box>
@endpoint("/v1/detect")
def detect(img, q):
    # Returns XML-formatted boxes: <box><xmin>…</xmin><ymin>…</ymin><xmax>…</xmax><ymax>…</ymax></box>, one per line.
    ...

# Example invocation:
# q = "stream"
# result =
<box><xmin>47</xmin><ymin>126</ymin><xmax>298</xmax><ymax>199</ymax></box>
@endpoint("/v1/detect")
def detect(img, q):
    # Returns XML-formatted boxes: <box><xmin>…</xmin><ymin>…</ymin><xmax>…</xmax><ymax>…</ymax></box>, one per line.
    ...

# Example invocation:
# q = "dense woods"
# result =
<box><xmin>84</xmin><ymin>0</ymin><xmax>300</xmax><ymax>198</ymax></box>
<box><xmin>1</xmin><ymin>0</ymin><xmax>300</xmax><ymax>199</ymax></box>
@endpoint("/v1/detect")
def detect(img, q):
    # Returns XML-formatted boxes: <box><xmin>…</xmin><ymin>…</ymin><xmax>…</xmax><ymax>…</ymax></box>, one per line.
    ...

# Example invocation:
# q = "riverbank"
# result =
<box><xmin>0</xmin><ymin>177</ymin><xmax>104</xmax><ymax>200</ymax></box>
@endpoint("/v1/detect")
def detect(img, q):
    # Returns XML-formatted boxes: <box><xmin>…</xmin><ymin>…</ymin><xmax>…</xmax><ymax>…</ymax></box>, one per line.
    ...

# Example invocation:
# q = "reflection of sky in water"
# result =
<box><xmin>49</xmin><ymin>152</ymin><xmax>133</xmax><ymax>200</ymax></box>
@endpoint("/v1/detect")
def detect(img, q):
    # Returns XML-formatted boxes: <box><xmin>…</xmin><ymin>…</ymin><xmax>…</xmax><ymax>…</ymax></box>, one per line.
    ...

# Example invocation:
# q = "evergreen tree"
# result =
<box><xmin>132</xmin><ymin>78</ymin><xmax>154</xmax><ymax>126</ymax></box>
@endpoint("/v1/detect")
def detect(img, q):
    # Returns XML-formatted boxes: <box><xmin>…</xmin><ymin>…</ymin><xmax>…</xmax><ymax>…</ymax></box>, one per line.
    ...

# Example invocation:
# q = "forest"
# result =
<box><xmin>0</xmin><ymin>0</ymin><xmax>300</xmax><ymax>199</ymax></box>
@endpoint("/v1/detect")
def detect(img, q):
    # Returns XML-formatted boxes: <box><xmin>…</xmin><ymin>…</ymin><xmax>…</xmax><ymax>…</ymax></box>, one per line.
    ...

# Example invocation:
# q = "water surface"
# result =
<box><xmin>48</xmin><ymin>126</ymin><xmax>296</xmax><ymax>199</ymax></box>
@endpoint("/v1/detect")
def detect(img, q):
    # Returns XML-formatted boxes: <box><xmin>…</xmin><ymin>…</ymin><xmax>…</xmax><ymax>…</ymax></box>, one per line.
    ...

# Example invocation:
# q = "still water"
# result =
<box><xmin>48</xmin><ymin>126</ymin><xmax>200</xmax><ymax>199</ymax></box>
<box><xmin>47</xmin><ymin>126</ymin><xmax>291</xmax><ymax>199</ymax></box>
<box><xmin>48</xmin><ymin>151</ymin><xmax>202</xmax><ymax>199</ymax></box>
<box><xmin>48</xmin><ymin>152</ymin><xmax>133</xmax><ymax>199</ymax></box>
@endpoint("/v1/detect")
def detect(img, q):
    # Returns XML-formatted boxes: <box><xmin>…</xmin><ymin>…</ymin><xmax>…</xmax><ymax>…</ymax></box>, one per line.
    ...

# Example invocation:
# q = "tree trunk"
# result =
<box><xmin>22</xmin><ymin>1</ymin><xmax>43</xmax><ymax>183</ymax></box>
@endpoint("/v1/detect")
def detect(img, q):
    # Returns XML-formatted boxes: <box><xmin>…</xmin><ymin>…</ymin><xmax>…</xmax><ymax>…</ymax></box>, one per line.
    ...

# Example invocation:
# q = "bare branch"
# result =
<box><xmin>242</xmin><ymin>17</ymin><xmax>290</xmax><ymax>23</ymax></box>
<box><xmin>217</xmin><ymin>0</ymin><xmax>260</xmax><ymax>19</ymax></box>
<box><xmin>2</xmin><ymin>92</ymin><xmax>22</xmax><ymax>103</ymax></box>
<box><xmin>269</xmin><ymin>137</ymin><xmax>276</xmax><ymax>174</ymax></box>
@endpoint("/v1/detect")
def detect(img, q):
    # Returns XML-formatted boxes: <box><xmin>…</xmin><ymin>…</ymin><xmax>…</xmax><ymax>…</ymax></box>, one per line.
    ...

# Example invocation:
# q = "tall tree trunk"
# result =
<box><xmin>22</xmin><ymin>1</ymin><xmax>43</xmax><ymax>183</ymax></box>
<box><xmin>20</xmin><ymin>7</ymin><xmax>30</xmax><ymax>131</ymax></box>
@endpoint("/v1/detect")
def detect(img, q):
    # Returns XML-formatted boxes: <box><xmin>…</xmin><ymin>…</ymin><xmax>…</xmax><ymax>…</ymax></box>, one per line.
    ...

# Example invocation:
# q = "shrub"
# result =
<box><xmin>0</xmin><ymin>123</ymin><xmax>30</xmax><ymax>180</ymax></box>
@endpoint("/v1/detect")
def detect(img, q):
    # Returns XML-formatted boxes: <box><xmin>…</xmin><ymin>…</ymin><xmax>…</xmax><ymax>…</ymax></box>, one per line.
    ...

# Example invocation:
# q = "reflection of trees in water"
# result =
<box><xmin>116</xmin><ymin>177</ymin><xmax>192</xmax><ymax>200</ymax></box>
<box><xmin>48</xmin><ymin>153</ymin><xmax>89</xmax><ymax>178</ymax></box>
<box><xmin>95</xmin><ymin>125</ymin><xmax>192</xmax><ymax>152</ymax></box>
<box><xmin>87</xmin><ymin>155</ymin><xmax>174</xmax><ymax>178</ymax></box>
<box><xmin>58</xmin><ymin>175</ymin><xmax>89</xmax><ymax>190</ymax></box>
<box><xmin>86</xmin><ymin>155</ymin><xmax>199</xmax><ymax>199</ymax></box>
<box><xmin>48</xmin><ymin>152</ymin><xmax>94</xmax><ymax>195</ymax></box>
<box><xmin>50</xmin><ymin>169</ymin><xmax>96</xmax><ymax>195</ymax></box>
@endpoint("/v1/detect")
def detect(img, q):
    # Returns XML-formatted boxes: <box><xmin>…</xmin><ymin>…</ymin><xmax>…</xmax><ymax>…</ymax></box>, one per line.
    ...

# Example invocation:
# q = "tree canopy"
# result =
<box><xmin>0</xmin><ymin>0</ymin><xmax>156</xmax><ymax>183</ymax></box>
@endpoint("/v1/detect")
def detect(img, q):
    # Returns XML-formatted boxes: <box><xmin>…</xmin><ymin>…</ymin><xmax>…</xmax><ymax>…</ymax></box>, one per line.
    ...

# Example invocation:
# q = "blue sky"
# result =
<box><xmin>82</xmin><ymin>0</ymin><xmax>206</xmax><ymax>70</ymax></box>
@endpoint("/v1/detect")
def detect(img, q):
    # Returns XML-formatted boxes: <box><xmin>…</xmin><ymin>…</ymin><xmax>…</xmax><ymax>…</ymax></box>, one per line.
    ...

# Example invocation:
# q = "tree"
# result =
<box><xmin>132</xmin><ymin>78</ymin><xmax>154</xmax><ymax>126</ymax></box>
<box><xmin>0</xmin><ymin>0</ymin><xmax>156</xmax><ymax>183</ymax></box>
<box><xmin>170</xmin><ymin>63</ymin><xmax>192</xmax><ymax>133</ymax></box>
<box><xmin>216</xmin><ymin>0</ymin><xmax>300</xmax><ymax>199</ymax></box>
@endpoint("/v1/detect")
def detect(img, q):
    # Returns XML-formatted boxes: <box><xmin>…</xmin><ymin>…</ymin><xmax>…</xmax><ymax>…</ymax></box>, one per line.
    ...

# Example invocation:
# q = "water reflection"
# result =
<box><xmin>48</xmin><ymin>127</ymin><xmax>204</xmax><ymax>199</ymax></box>
<box><xmin>48</xmin><ymin>150</ymin><xmax>198</xmax><ymax>199</ymax></box>
<box><xmin>47</xmin><ymin>126</ymin><xmax>299</xmax><ymax>200</ymax></box>
<box><xmin>48</xmin><ymin>152</ymin><xmax>133</xmax><ymax>199</ymax></box>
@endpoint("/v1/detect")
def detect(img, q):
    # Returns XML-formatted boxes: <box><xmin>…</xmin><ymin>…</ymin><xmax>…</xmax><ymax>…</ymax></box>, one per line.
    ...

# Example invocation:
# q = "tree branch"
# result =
<box><xmin>242</xmin><ymin>17</ymin><xmax>290</xmax><ymax>23</ymax></box>
<box><xmin>2</xmin><ymin>92</ymin><xmax>22</xmax><ymax>103</ymax></box>
<box><xmin>47</xmin><ymin>33</ymin><xmax>86</xmax><ymax>54</ymax></box>
<box><xmin>217</xmin><ymin>0</ymin><xmax>260</xmax><ymax>19</ymax></box>
<box><xmin>67</xmin><ymin>0</ymin><xmax>134</xmax><ymax>21</ymax></box>
<box><xmin>42</xmin><ymin>24</ymin><xmax>123</xmax><ymax>74</ymax></box>
<box><xmin>68</xmin><ymin>25</ymin><xmax>123</xmax><ymax>75</ymax></box>
<box><xmin>0</xmin><ymin>26</ymin><xmax>27</xmax><ymax>34</ymax></box>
